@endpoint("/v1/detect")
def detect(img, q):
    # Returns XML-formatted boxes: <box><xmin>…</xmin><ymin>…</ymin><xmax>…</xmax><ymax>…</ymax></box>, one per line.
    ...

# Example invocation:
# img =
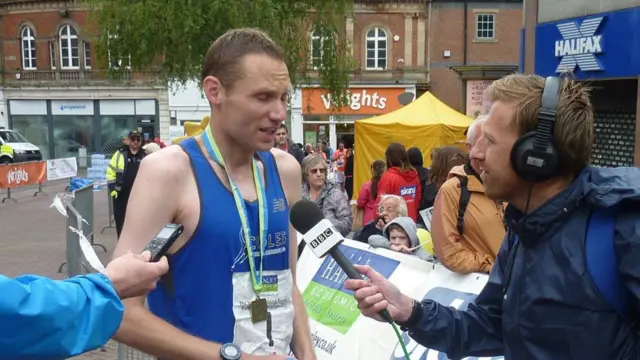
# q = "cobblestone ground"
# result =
<box><xmin>0</xmin><ymin>181</ymin><xmax>121</xmax><ymax>359</ymax></box>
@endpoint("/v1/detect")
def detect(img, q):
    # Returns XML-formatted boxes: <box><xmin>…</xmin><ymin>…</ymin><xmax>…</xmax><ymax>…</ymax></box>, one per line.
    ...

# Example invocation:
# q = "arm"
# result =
<box><xmin>106</xmin><ymin>150</ymin><xmax>120</xmax><ymax>192</ymax></box>
<box><xmin>406</xmin><ymin>236</ymin><xmax>508</xmax><ymax>357</ymax></box>
<box><xmin>0</xmin><ymin>273</ymin><xmax>123</xmax><ymax>358</ymax></box>
<box><xmin>615</xmin><ymin>202</ymin><xmax>640</xmax><ymax>307</ymax></box>
<box><xmin>356</xmin><ymin>181</ymin><xmax>371</xmax><ymax>208</ymax></box>
<box><xmin>112</xmin><ymin>147</ymin><xmax>223</xmax><ymax>360</ymax></box>
<box><xmin>274</xmin><ymin>149</ymin><xmax>316</xmax><ymax>360</ymax></box>
<box><xmin>431</xmin><ymin>182</ymin><xmax>493</xmax><ymax>274</ymax></box>
<box><xmin>324</xmin><ymin>186</ymin><xmax>353</xmax><ymax>236</ymax></box>
<box><xmin>413</xmin><ymin>247</ymin><xmax>435</xmax><ymax>262</ymax></box>
<box><xmin>368</xmin><ymin>234</ymin><xmax>392</xmax><ymax>249</ymax></box>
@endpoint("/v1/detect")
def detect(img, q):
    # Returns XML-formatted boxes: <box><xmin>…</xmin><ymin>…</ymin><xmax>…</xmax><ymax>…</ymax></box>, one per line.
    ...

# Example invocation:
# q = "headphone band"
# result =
<box><xmin>534</xmin><ymin>77</ymin><xmax>562</xmax><ymax>151</ymax></box>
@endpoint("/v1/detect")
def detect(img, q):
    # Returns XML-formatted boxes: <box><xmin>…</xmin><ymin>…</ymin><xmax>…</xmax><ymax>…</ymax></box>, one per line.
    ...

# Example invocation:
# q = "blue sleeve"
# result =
<box><xmin>0</xmin><ymin>272</ymin><xmax>124</xmax><ymax>359</ymax></box>
<box><xmin>407</xmin><ymin>235</ymin><xmax>508</xmax><ymax>358</ymax></box>
<box><xmin>615</xmin><ymin>203</ymin><xmax>640</xmax><ymax>305</ymax></box>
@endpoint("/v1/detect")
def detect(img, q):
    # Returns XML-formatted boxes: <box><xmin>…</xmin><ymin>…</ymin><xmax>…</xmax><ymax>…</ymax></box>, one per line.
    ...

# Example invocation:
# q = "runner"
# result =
<box><xmin>112</xmin><ymin>28</ymin><xmax>314</xmax><ymax>360</ymax></box>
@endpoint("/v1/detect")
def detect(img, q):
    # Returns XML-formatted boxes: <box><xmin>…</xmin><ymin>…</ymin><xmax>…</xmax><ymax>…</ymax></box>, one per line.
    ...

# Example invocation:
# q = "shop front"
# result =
<box><xmin>293</xmin><ymin>86</ymin><xmax>414</xmax><ymax>150</ymax></box>
<box><xmin>9</xmin><ymin>99</ymin><xmax>158</xmax><ymax>160</ymax></box>
<box><xmin>534</xmin><ymin>7</ymin><xmax>640</xmax><ymax>166</ymax></box>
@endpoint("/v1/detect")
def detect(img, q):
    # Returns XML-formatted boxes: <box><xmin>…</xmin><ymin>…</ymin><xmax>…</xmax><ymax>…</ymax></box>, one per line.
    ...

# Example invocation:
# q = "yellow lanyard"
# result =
<box><xmin>202</xmin><ymin>126</ymin><xmax>268</xmax><ymax>294</ymax></box>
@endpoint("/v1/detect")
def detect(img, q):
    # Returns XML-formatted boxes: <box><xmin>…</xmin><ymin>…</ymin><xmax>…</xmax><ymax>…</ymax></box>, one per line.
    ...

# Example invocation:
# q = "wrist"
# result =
<box><xmin>395</xmin><ymin>296</ymin><xmax>423</xmax><ymax>330</ymax></box>
<box><xmin>395</xmin><ymin>295</ymin><xmax>415</xmax><ymax>323</ymax></box>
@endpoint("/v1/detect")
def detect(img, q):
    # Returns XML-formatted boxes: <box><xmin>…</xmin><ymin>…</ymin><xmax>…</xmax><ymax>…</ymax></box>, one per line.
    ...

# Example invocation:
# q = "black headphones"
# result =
<box><xmin>509</xmin><ymin>76</ymin><xmax>563</xmax><ymax>183</ymax></box>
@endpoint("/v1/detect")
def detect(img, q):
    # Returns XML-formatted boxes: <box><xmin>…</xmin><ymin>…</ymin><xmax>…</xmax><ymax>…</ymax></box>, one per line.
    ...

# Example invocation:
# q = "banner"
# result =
<box><xmin>0</xmin><ymin>161</ymin><xmax>46</xmax><ymax>189</ymax></box>
<box><xmin>46</xmin><ymin>157</ymin><xmax>78</xmax><ymax>181</ymax></box>
<box><xmin>296</xmin><ymin>239</ymin><xmax>504</xmax><ymax>360</ymax></box>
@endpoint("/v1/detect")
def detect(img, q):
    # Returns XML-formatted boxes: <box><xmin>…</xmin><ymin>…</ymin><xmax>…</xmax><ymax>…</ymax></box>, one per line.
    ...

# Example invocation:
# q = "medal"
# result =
<box><xmin>250</xmin><ymin>297</ymin><xmax>268</xmax><ymax>323</ymax></box>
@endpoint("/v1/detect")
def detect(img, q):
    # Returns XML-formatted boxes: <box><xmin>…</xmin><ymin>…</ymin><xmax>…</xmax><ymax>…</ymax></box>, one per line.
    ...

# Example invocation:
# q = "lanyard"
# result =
<box><xmin>202</xmin><ymin>125</ymin><xmax>268</xmax><ymax>294</ymax></box>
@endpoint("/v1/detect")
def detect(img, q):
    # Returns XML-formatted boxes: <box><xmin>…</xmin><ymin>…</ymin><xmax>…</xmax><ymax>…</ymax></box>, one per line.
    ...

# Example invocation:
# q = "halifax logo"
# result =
<box><xmin>554</xmin><ymin>16</ymin><xmax>604</xmax><ymax>73</ymax></box>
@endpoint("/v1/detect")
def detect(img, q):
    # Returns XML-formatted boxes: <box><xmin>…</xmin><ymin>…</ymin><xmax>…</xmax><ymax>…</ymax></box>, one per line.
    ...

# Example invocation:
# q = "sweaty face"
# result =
<box><xmin>470</xmin><ymin>101</ymin><xmax>523</xmax><ymax>202</ymax></box>
<box><xmin>275</xmin><ymin>128</ymin><xmax>288</xmax><ymax>146</ymax></box>
<box><xmin>206</xmin><ymin>53</ymin><xmax>291</xmax><ymax>153</ymax></box>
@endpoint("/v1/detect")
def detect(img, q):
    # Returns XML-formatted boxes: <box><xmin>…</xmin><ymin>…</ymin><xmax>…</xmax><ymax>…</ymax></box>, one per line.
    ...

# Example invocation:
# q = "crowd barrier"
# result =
<box><xmin>115</xmin><ymin>238</ymin><xmax>505</xmax><ymax>360</ymax></box>
<box><xmin>0</xmin><ymin>157</ymin><xmax>78</xmax><ymax>203</ymax></box>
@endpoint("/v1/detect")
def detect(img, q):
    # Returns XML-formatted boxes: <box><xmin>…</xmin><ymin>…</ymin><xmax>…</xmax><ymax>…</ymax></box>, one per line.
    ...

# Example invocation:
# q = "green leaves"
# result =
<box><xmin>88</xmin><ymin>0</ymin><xmax>354</xmax><ymax>108</ymax></box>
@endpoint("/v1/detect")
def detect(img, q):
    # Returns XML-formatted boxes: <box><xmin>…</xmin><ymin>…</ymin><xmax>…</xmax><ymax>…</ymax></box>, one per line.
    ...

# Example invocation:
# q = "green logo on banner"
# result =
<box><xmin>302</xmin><ymin>245</ymin><xmax>399</xmax><ymax>334</ymax></box>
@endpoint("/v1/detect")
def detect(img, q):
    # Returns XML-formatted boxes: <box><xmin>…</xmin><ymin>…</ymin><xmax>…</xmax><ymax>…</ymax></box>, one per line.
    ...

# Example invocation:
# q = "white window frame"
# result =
<box><xmin>476</xmin><ymin>13</ymin><xmax>496</xmax><ymax>40</ymax></box>
<box><xmin>83</xmin><ymin>41</ymin><xmax>91</xmax><ymax>69</ymax></box>
<box><xmin>59</xmin><ymin>25</ymin><xmax>80</xmax><ymax>69</ymax></box>
<box><xmin>365</xmin><ymin>27</ymin><xmax>387</xmax><ymax>70</ymax></box>
<box><xmin>21</xmin><ymin>26</ymin><xmax>36</xmax><ymax>70</ymax></box>
<box><xmin>49</xmin><ymin>41</ymin><xmax>56</xmax><ymax>69</ymax></box>
<box><xmin>310</xmin><ymin>30</ymin><xmax>328</xmax><ymax>70</ymax></box>
<box><xmin>107</xmin><ymin>34</ymin><xmax>131</xmax><ymax>70</ymax></box>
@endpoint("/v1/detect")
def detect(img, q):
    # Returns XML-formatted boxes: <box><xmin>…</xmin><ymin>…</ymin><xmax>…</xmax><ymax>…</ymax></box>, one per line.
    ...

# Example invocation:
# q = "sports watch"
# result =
<box><xmin>220</xmin><ymin>343</ymin><xmax>242</xmax><ymax>360</ymax></box>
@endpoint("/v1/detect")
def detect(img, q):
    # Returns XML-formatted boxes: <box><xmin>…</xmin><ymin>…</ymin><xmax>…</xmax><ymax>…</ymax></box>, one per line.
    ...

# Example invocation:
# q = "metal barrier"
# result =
<box><xmin>101</xmin><ymin>189</ymin><xmax>117</xmax><ymax>233</ymax></box>
<box><xmin>0</xmin><ymin>160</ymin><xmax>47</xmax><ymax>203</ymax></box>
<box><xmin>117</xmin><ymin>341</ymin><xmax>154</xmax><ymax>360</ymax></box>
<box><xmin>57</xmin><ymin>184</ymin><xmax>108</xmax><ymax>274</ymax></box>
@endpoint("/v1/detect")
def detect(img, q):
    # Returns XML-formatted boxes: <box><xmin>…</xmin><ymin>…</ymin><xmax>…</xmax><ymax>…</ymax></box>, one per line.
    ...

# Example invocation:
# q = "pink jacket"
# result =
<box><xmin>357</xmin><ymin>180</ymin><xmax>377</xmax><ymax>224</ymax></box>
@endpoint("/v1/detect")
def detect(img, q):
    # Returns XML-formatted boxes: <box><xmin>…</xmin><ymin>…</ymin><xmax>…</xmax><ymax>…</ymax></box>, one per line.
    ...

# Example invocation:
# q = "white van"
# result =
<box><xmin>0</xmin><ymin>129</ymin><xmax>43</xmax><ymax>164</ymax></box>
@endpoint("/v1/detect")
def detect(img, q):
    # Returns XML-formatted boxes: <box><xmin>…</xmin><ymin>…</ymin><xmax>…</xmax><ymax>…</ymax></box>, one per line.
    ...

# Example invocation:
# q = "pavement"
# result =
<box><xmin>0</xmin><ymin>181</ymin><xmax>120</xmax><ymax>359</ymax></box>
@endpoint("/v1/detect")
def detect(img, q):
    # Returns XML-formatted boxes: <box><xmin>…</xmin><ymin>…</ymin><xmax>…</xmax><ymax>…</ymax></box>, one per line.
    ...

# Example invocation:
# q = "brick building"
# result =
<box><xmin>290</xmin><ymin>0</ymin><xmax>523</xmax><ymax>148</ymax></box>
<box><xmin>0</xmin><ymin>0</ymin><xmax>170</xmax><ymax>160</ymax></box>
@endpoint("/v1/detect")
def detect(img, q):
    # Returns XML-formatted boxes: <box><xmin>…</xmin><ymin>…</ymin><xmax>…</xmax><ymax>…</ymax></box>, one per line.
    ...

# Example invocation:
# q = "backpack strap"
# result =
<box><xmin>456</xmin><ymin>176</ymin><xmax>470</xmax><ymax>236</ymax></box>
<box><xmin>585</xmin><ymin>205</ymin><xmax>631</xmax><ymax>321</ymax></box>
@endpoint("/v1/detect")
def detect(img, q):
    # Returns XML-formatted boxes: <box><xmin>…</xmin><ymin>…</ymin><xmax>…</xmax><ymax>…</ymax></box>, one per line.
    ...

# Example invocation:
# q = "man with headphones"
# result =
<box><xmin>344</xmin><ymin>74</ymin><xmax>640</xmax><ymax>359</ymax></box>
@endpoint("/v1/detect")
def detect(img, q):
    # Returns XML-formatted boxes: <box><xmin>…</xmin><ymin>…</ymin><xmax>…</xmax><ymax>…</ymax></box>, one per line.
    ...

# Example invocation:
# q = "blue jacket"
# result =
<box><xmin>409</xmin><ymin>166</ymin><xmax>640</xmax><ymax>359</ymax></box>
<box><xmin>0</xmin><ymin>272</ymin><xmax>124</xmax><ymax>359</ymax></box>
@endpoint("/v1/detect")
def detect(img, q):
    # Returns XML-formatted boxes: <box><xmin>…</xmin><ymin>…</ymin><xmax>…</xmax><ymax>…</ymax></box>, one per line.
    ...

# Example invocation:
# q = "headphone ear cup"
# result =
<box><xmin>510</xmin><ymin>131</ymin><xmax>560</xmax><ymax>183</ymax></box>
<box><xmin>510</xmin><ymin>132</ymin><xmax>536</xmax><ymax>180</ymax></box>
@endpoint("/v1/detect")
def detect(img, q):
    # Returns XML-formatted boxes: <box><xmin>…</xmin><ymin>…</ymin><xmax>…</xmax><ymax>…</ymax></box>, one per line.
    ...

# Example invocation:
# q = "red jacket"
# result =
<box><xmin>376</xmin><ymin>166</ymin><xmax>422</xmax><ymax>222</ymax></box>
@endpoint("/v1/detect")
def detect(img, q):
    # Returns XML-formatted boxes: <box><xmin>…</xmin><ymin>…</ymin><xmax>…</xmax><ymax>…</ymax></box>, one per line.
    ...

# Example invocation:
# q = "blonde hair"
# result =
<box><xmin>301</xmin><ymin>154</ymin><xmax>327</xmax><ymax>182</ymax></box>
<box><xmin>485</xmin><ymin>74</ymin><xmax>594</xmax><ymax>178</ymax></box>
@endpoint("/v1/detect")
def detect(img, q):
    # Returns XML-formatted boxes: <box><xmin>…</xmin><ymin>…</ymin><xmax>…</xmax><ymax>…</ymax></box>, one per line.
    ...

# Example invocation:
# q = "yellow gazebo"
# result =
<box><xmin>353</xmin><ymin>91</ymin><xmax>472</xmax><ymax>200</ymax></box>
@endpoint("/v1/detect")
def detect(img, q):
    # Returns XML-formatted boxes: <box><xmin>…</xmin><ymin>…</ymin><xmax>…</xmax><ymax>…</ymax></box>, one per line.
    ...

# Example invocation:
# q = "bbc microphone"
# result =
<box><xmin>290</xmin><ymin>199</ymin><xmax>394</xmax><ymax>323</ymax></box>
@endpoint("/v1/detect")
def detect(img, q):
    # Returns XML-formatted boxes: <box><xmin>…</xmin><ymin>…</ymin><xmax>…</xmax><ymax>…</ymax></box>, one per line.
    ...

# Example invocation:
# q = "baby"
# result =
<box><xmin>368</xmin><ymin>216</ymin><xmax>434</xmax><ymax>262</ymax></box>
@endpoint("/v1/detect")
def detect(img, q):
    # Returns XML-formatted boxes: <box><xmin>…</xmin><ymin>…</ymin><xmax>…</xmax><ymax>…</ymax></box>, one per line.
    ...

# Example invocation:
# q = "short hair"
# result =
<box><xmin>301</xmin><ymin>154</ymin><xmax>327</xmax><ymax>182</ymax></box>
<box><xmin>201</xmin><ymin>28</ymin><xmax>285</xmax><ymax>89</ymax></box>
<box><xmin>485</xmin><ymin>74</ymin><xmax>594</xmax><ymax>178</ymax></box>
<box><xmin>466</xmin><ymin>116</ymin><xmax>486</xmax><ymax>146</ymax></box>
<box><xmin>278</xmin><ymin>123</ymin><xmax>288</xmax><ymax>133</ymax></box>
<box><xmin>379</xmin><ymin>194</ymin><xmax>408</xmax><ymax>216</ymax></box>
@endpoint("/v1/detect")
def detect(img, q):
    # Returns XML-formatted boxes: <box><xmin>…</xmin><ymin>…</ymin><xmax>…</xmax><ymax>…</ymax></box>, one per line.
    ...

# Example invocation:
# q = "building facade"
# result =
<box><xmin>523</xmin><ymin>0</ymin><xmax>640</xmax><ymax>167</ymax></box>
<box><xmin>291</xmin><ymin>0</ymin><xmax>523</xmax><ymax>147</ymax></box>
<box><xmin>0</xmin><ymin>0</ymin><xmax>170</xmax><ymax>160</ymax></box>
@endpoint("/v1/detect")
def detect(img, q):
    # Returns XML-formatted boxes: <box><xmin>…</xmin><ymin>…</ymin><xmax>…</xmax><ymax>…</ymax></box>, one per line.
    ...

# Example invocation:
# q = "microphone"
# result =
<box><xmin>290</xmin><ymin>199</ymin><xmax>394</xmax><ymax>323</ymax></box>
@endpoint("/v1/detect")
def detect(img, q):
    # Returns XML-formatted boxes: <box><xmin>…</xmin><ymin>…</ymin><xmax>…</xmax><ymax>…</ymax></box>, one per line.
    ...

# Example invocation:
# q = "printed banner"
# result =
<box><xmin>0</xmin><ymin>161</ymin><xmax>46</xmax><ymax>189</ymax></box>
<box><xmin>46</xmin><ymin>157</ymin><xmax>78</xmax><ymax>181</ymax></box>
<box><xmin>296</xmin><ymin>239</ymin><xmax>505</xmax><ymax>360</ymax></box>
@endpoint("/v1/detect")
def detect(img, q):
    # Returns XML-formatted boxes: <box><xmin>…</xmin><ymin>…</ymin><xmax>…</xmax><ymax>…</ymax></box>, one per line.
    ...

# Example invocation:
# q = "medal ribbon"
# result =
<box><xmin>202</xmin><ymin>125</ymin><xmax>268</xmax><ymax>294</ymax></box>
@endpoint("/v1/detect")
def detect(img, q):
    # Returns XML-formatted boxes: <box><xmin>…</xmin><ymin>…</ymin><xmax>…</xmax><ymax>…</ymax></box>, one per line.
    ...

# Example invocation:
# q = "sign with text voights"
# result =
<box><xmin>302</xmin><ymin>87</ymin><xmax>407</xmax><ymax>115</ymax></box>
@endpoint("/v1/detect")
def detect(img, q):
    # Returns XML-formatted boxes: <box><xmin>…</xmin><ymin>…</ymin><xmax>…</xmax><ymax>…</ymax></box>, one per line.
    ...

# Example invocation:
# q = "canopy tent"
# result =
<box><xmin>353</xmin><ymin>91</ymin><xmax>472</xmax><ymax>200</ymax></box>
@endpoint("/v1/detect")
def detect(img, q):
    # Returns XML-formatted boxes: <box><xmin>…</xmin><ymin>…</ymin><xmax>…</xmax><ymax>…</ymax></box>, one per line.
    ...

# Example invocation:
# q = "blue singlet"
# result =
<box><xmin>147</xmin><ymin>138</ymin><xmax>294</xmax><ymax>354</ymax></box>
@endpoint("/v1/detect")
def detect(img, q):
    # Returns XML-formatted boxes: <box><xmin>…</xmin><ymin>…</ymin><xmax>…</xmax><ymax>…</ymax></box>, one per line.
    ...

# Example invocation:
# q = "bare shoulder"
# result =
<box><xmin>139</xmin><ymin>144</ymin><xmax>190</xmax><ymax>182</ymax></box>
<box><xmin>270</xmin><ymin>147</ymin><xmax>301</xmax><ymax>178</ymax></box>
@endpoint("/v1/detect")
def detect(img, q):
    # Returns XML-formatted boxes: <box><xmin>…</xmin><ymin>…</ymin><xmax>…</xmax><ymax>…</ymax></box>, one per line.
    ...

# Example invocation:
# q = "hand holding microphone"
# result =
<box><xmin>290</xmin><ymin>200</ymin><xmax>399</xmax><ymax>324</ymax></box>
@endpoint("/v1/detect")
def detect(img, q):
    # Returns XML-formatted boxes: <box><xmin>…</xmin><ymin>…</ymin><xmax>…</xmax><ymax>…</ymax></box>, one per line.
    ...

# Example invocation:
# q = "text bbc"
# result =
<box><xmin>310</xmin><ymin>228</ymin><xmax>335</xmax><ymax>249</ymax></box>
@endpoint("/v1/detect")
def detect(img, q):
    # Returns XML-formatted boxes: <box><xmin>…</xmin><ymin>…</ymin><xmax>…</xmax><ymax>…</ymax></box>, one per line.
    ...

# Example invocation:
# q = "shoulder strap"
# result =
<box><xmin>456</xmin><ymin>176</ymin><xmax>470</xmax><ymax>236</ymax></box>
<box><xmin>585</xmin><ymin>206</ymin><xmax>630</xmax><ymax>320</ymax></box>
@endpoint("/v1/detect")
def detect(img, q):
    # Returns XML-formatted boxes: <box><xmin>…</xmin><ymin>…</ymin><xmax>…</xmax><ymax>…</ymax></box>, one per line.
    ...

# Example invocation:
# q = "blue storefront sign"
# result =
<box><xmin>535</xmin><ymin>7</ymin><xmax>640</xmax><ymax>79</ymax></box>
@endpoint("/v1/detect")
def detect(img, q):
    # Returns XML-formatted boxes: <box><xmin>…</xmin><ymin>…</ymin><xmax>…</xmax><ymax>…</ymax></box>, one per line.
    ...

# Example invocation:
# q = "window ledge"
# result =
<box><xmin>473</xmin><ymin>38</ymin><xmax>498</xmax><ymax>43</ymax></box>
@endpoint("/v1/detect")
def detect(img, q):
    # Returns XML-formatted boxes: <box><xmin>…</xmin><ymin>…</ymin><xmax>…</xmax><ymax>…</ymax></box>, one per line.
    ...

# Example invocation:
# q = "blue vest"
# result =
<box><xmin>147</xmin><ymin>138</ymin><xmax>294</xmax><ymax>354</ymax></box>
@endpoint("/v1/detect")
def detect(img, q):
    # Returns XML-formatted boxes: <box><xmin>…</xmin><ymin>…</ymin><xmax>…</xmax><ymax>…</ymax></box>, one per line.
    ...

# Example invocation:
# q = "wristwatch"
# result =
<box><xmin>395</xmin><ymin>298</ymin><xmax>423</xmax><ymax>331</ymax></box>
<box><xmin>220</xmin><ymin>343</ymin><xmax>242</xmax><ymax>360</ymax></box>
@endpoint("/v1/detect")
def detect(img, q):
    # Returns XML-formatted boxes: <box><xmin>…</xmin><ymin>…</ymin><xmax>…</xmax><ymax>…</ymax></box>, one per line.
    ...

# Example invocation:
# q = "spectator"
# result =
<box><xmin>357</xmin><ymin>159</ymin><xmax>386</xmax><ymax>226</ymax></box>
<box><xmin>303</xmin><ymin>143</ymin><xmax>314</xmax><ymax>157</ymax></box>
<box><xmin>301</xmin><ymin>154</ymin><xmax>352</xmax><ymax>236</ymax></box>
<box><xmin>274</xmin><ymin>123</ymin><xmax>304</xmax><ymax>164</ymax></box>
<box><xmin>332</xmin><ymin>142</ymin><xmax>348</xmax><ymax>192</ymax></box>
<box><xmin>353</xmin><ymin>194</ymin><xmax>407</xmax><ymax>242</ymax></box>
<box><xmin>368</xmin><ymin>217</ymin><xmax>434</xmax><ymax>261</ymax></box>
<box><xmin>377</xmin><ymin>143</ymin><xmax>421</xmax><ymax>222</ymax></box>
<box><xmin>344</xmin><ymin>147</ymin><xmax>355</xmax><ymax>200</ymax></box>
<box><xmin>431</xmin><ymin>118</ymin><xmax>506</xmax><ymax>274</ymax></box>
<box><xmin>315</xmin><ymin>142</ymin><xmax>327</xmax><ymax>162</ymax></box>
<box><xmin>407</xmin><ymin>147</ymin><xmax>429</xmax><ymax>198</ymax></box>
<box><xmin>421</xmin><ymin>146</ymin><xmax>468</xmax><ymax>211</ymax></box>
